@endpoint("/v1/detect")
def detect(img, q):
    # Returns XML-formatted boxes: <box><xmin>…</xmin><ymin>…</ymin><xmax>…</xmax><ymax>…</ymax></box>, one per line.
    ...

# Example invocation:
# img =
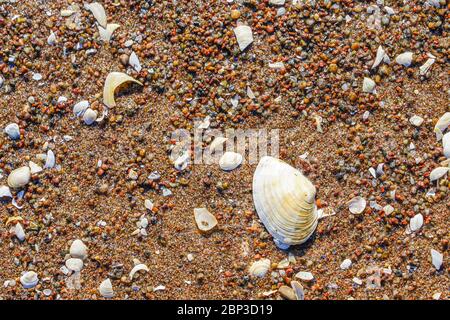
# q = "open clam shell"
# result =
<box><xmin>252</xmin><ymin>156</ymin><xmax>319</xmax><ymax>249</ymax></box>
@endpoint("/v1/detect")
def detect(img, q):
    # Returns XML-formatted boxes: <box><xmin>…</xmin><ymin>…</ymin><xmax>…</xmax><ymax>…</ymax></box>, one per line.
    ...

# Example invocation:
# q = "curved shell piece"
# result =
<box><xmin>99</xmin><ymin>278</ymin><xmax>114</xmax><ymax>298</ymax></box>
<box><xmin>443</xmin><ymin>132</ymin><xmax>450</xmax><ymax>158</ymax></box>
<box><xmin>252</xmin><ymin>156</ymin><xmax>319</xmax><ymax>247</ymax></box>
<box><xmin>194</xmin><ymin>208</ymin><xmax>218</xmax><ymax>234</ymax></box>
<box><xmin>249</xmin><ymin>258</ymin><xmax>271</xmax><ymax>278</ymax></box>
<box><xmin>98</xmin><ymin>24</ymin><xmax>120</xmax><ymax>42</ymax></box>
<box><xmin>129</xmin><ymin>263</ymin><xmax>149</xmax><ymax>279</ymax></box>
<box><xmin>430</xmin><ymin>167</ymin><xmax>449</xmax><ymax>182</ymax></box>
<box><xmin>103</xmin><ymin>72</ymin><xmax>143</xmax><ymax>108</ymax></box>
<box><xmin>0</xmin><ymin>185</ymin><xmax>13</xmax><ymax>198</ymax></box>
<box><xmin>84</xmin><ymin>2</ymin><xmax>107</xmax><ymax>28</ymax></box>
<box><xmin>219</xmin><ymin>152</ymin><xmax>243</xmax><ymax>171</ymax></box>
<box><xmin>20</xmin><ymin>271</ymin><xmax>39</xmax><ymax>289</ymax></box>
<box><xmin>434</xmin><ymin>112</ymin><xmax>450</xmax><ymax>141</ymax></box>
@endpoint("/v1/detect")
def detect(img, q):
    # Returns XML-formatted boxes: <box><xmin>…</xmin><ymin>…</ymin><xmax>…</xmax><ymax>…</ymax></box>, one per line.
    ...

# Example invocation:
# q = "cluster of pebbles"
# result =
<box><xmin>0</xmin><ymin>0</ymin><xmax>448</xmax><ymax>300</ymax></box>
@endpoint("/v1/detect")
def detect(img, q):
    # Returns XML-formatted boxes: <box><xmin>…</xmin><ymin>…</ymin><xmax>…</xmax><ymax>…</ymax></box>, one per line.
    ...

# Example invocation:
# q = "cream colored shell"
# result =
<box><xmin>103</xmin><ymin>72</ymin><xmax>143</xmax><ymax>108</ymax></box>
<box><xmin>252</xmin><ymin>156</ymin><xmax>318</xmax><ymax>249</ymax></box>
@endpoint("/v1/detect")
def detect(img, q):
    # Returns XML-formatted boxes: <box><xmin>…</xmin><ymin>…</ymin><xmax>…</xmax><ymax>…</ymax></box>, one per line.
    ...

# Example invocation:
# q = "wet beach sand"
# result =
<box><xmin>0</xmin><ymin>0</ymin><xmax>448</xmax><ymax>300</ymax></box>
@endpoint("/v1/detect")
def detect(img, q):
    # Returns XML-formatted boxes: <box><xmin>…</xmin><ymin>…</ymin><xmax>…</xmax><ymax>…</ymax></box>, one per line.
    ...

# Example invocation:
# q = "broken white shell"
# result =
<box><xmin>443</xmin><ymin>132</ymin><xmax>450</xmax><ymax>158</ymax></box>
<box><xmin>84</xmin><ymin>2</ymin><xmax>107</xmax><ymax>28</ymax></box>
<box><xmin>83</xmin><ymin>108</ymin><xmax>98</xmax><ymax>125</ymax></box>
<box><xmin>129</xmin><ymin>264</ymin><xmax>149</xmax><ymax>279</ymax></box>
<box><xmin>0</xmin><ymin>185</ymin><xmax>13</xmax><ymax>198</ymax></box>
<box><xmin>269</xmin><ymin>61</ymin><xmax>285</xmax><ymax>70</ymax></box>
<box><xmin>73</xmin><ymin>101</ymin><xmax>90</xmax><ymax>117</ymax></box>
<box><xmin>295</xmin><ymin>271</ymin><xmax>314</xmax><ymax>281</ymax></box>
<box><xmin>291</xmin><ymin>281</ymin><xmax>304</xmax><ymax>300</ymax></box>
<box><xmin>194</xmin><ymin>208</ymin><xmax>218</xmax><ymax>233</ymax></box>
<box><xmin>29</xmin><ymin>161</ymin><xmax>43</xmax><ymax>174</ymax></box>
<box><xmin>20</xmin><ymin>271</ymin><xmax>39</xmax><ymax>289</ymax></box>
<box><xmin>7</xmin><ymin>166</ymin><xmax>31</xmax><ymax>189</ymax></box>
<box><xmin>362</xmin><ymin>77</ymin><xmax>376</xmax><ymax>93</ymax></box>
<box><xmin>409</xmin><ymin>213</ymin><xmax>423</xmax><ymax>232</ymax></box>
<box><xmin>209</xmin><ymin>137</ymin><xmax>228</xmax><ymax>154</ymax></box>
<box><xmin>371</xmin><ymin>45</ymin><xmax>389</xmax><ymax>69</ymax></box>
<box><xmin>269</xmin><ymin>0</ymin><xmax>285</xmax><ymax>5</ymax></box>
<box><xmin>434</xmin><ymin>113</ymin><xmax>450</xmax><ymax>141</ymax></box>
<box><xmin>247</xmin><ymin>86</ymin><xmax>256</xmax><ymax>99</ymax></box>
<box><xmin>65</xmin><ymin>258</ymin><xmax>84</xmax><ymax>272</ymax></box>
<box><xmin>70</xmin><ymin>239</ymin><xmax>88</xmax><ymax>260</ymax></box>
<box><xmin>253</xmin><ymin>156</ymin><xmax>319</xmax><ymax>248</ymax></box>
<box><xmin>4</xmin><ymin>123</ymin><xmax>20</xmax><ymax>140</ymax></box>
<box><xmin>44</xmin><ymin>150</ymin><xmax>55</xmax><ymax>169</ymax></box>
<box><xmin>129</xmin><ymin>52</ymin><xmax>142</xmax><ymax>72</ymax></box>
<box><xmin>431</xmin><ymin>249</ymin><xmax>443</xmax><ymax>270</ymax></box>
<box><xmin>219</xmin><ymin>152</ymin><xmax>243</xmax><ymax>171</ymax></box>
<box><xmin>233</xmin><ymin>25</ymin><xmax>253</xmax><ymax>51</ymax></box>
<box><xmin>430</xmin><ymin>167</ymin><xmax>449</xmax><ymax>182</ymax></box>
<box><xmin>98</xmin><ymin>24</ymin><xmax>120</xmax><ymax>42</ymax></box>
<box><xmin>348</xmin><ymin>196</ymin><xmax>366</xmax><ymax>214</ymax></box>
<box><xmin>103</xmin><ymin>72</ymin><xmax>143</xmax><ymax>108</ymax></box>
<box><xmin>395</xmin><ymin>52</ymin><xmax>413</xmax><ymax>67</ymax></box>
<box><xmin>409</xmin><ymin>115</ymin><xmax>424</xmax><ymax>127</ymax></box>
<box><xmin>144</xmin><ymin>199</ymin><xmax>153</xmax><ymax>211</ymax></box>
<box><xmin>14</xmin><ymin>223</ymin><xmax>25</xmax><ymax>242</ymax></box>
<box><xmin>419</xmin><ymin>57</ymin><xmax>435</xmax><ymax>75</ymax></box>
<box><xmin>248</xmin><ymin>259</ymin><xmax>271</xmax><ymax>278</ymax></box>
<box><xmin>99</xmin><ymin>278</ymin><xmax>114</xmax><ymax>298</ymax></box>
<box><xmin>340</xmin><ymin>259</ymin><xmax>352</xmax><ymax>270</ymax></box>
<box><xmin>47</xmin><ymin>32</ymin><xmax>56</xmax><ymax>45</ymax></box>
<box><xmin>61</xmin><ymin>9</ymin><xmax>75</xmax><ymax>17</ymax></box>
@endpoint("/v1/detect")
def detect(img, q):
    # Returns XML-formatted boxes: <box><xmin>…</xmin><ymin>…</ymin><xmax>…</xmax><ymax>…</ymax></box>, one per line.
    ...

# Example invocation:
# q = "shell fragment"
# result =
<box><xmin>194</xmin><ymin>208</ymin><xmax>218</xmax><ymax>233</ymax></box>
<box><xmin>233</xmin><ymin>25</ymin><xmax>253</xmax><ymax>51</ymax></box>
<box><xmin>103</xmin><ymin>72</ymin><xmax>143</xmax><ymax>108</ymax></box>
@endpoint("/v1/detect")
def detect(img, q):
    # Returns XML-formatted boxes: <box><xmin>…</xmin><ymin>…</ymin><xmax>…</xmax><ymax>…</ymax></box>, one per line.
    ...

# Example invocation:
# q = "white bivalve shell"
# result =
<box><xmin>252</xmin><ymin>156</ymin><xmax>319</xmax><ymax>249</ymax></box>
<box><xmin>20</xmin><ymin>271</ymin><xmax>39</xmax><ymax>289</ymax></box>
<box><xmin>248</xmin><ymin>259</ymin><xmax>271</xmax><ymax>278</ymax></box>
<box><xmin>99</xmin><ymin>278</ymin><xmax>114</xmax><ymax>298</ymax></box>
<box><xmin>83</xmin><ymin>108</ymin><xmax>98</xmax><ymax>125</ymax></box>
<box><xmin>7</xmin><ymin>166</ymin><xmax>31</xmax><ymax>189</ymax></box>
<box><xmin>219</xmin><ymin>152</ymin><xmax>243</xmax><ymax>171</ymax></box>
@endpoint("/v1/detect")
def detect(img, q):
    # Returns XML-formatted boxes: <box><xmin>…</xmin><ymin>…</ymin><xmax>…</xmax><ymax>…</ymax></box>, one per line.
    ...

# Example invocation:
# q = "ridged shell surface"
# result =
<box><xmin>252</xmin><ymin>156</ymin><xmax>318</xmax><ymax>247</ymax></box>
